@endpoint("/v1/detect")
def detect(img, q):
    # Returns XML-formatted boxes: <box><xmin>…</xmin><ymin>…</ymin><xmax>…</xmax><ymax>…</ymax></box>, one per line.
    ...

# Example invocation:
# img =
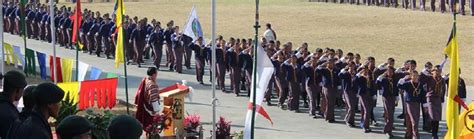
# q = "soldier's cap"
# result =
<box><xmin>56</xmin><ymin>115</ymin><xmax>93</xmax><ymax>139</ymax></box>
<box><xmin>33</xmin><ymin>83</ymin><xmax>64</xmax><ymax>105</ymax></box>
<box><xmin>3</xmin><ymin>70</ymin><xmax>27</xmax><ymax>89</ymax></box>
<box><xmin>108</xmin><ymin>115</ymin><xmax>143</xmax><ymax>139</ymax></box>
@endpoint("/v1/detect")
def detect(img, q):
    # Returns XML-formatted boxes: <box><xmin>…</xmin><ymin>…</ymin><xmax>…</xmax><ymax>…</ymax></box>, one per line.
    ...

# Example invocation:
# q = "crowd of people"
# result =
<box><xmin>1</xmin><ymin>1</ymin><xmax>471</xmax><ymax>139</ymax></box>
<box><xmin>313</xmin><ymin>0</ymin><xmax>474</xmax><ymax>16</ymax></box>
<box><xmin>0</xmin><ymin>70</ymin><xmax>144</xmax><ymax>139</ymax></box>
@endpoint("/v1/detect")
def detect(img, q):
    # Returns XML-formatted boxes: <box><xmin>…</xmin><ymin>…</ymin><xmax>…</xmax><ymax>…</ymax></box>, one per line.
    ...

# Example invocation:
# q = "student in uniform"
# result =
<box><xmin>19</xmin><ymin>85</ymin><xmax>36</xmax><ymax>121</ymax></box>
<box><xmin>0</xmin><ymin>71</ymin><xmax>27</xmax><ymax>139</ymax></box>
<box><xmin>317</xmin><ymin>58</ymin><xmax>339</xmax><ymax>123</ymax></box>
<box><xmin>182</xmin><ymin>34</ymin><xmax>194</xmax><ymax>69</ymax></box>
<box><xmin>241</xmin><ymin>46</ymin><xmax>253</xmax><ymax>96</ymax></box>
<box><xmin>149</xmin><ymin>25</ymin><xmax>164</xmax><ymax>69</ymax></box>
<box><xmin>227</xmin><ymin>42</ymin><xmax>243</xmax><ymax>96</ymax></box>
<box><xmin>366</xmin><ymin>57</ymin><xmax>378</xmax><ymax>126</ymax></box>
<box><xmin>99</xmin><ymin>14</ymin><xmax>113</xmax><ymax>59</ymax></box>
<box><xmin>354</xmin><ymin>66</ymin><xmax>373</xmax><ymax>133</ymax></box>
<box><xmin>338</xmin><ymin>61</ymin><xmax>357</xmax><ymax>127</ymax></box>
<box><xmin>271</xmin><ymin>50</ymin><xmax>288</xmax><ymax>109</ymax></box>
<box><xmin>130</xmin><ymin>20</ymin><xmax>147</xmax><ymax>67</ymax></box>
<box><xmin>423</xmin><ymin>65</ymin><xmax>445</xmax><ymax>138</ymax></box>
<box><xmin>171</xmin><ymin>26</ymin><xmax>184</xmax><ymax>72</ymax></box>
<box><xmin>376</xmin><ymin>66</ymin><xmax>398</xmax><ymax>137</ymax></box>
<box><xmin>188</xmin><ymin>37</ymin><xmax>208</xmax><ymax>84</ymax></box>
<box><xmin>398</xmin><ymin>71</ymin><xmax>427</xmax><ymax>139</ymax></box>
<box><xmin>11</xmin><ymin>83</ymin><xmax>65</xmax><ymax>139</ymax></box>
<box><xmin>163</xmin><ymin>21</ymin><xmax>175</xmax><ymax>68</ymax></box>
<box><xmin>215</xmin><ymin>39</ymin><xmax>227</xmax><ymax>92</ymax></box>
<box><xmin>264</xmin><ymin>41</ymin><xmax>278</xmax><ymax>105</ymax></box>
<box><xmin>283</xmin><ymin>55</ymin><xmax>301</xmax><ymax>112</ymax></box>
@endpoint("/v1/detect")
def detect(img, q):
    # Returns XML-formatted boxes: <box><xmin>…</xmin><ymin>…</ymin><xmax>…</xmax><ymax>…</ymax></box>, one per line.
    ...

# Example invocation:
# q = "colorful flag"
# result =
<box><xmin>12</xmin><ymin>45</ymin><xmax>24</xmax><ymax>68</ymax></box>
<box><xmin>459</xmin><ymin>103</ymin><xmax>474</xmax><ymax>139</ymax></box>
<box><xmin>89</xmin><ymin>67</ymin><xmax>102</xmax><ymax>80</ymax></box>
<box><xmin>106</xmin><ymin>72</ymin><xmax>118</xmax><ymax>78</ymax></box>
<box><xmin>114</xmin><ymin>0</ymin><xmax>125</xmax><ymax>68</ymax></box>
<box><xmin>79</xmin><ymin>78</ymin><xmax>118</xmax><ymax>109</ymax></box>
<box><xmin>444</xmin><ymin>14</ymin><xmax>467</xmax><ymax>139</ymax></box>
<box><xmin>4</xmin><ymin>43</ymin><xmax>15</xmax><ymax>65</ymax></box>
<box><xmin>49</xmin><ymin>56</ymin><xmax>63</xmax><ymax>83</ymax></box>
<box><xmin>24</xmin><ymin>48</ymin><xmax>36</xmax><ymax>76</ymax></box>
<box><xmin>36</xmin><ymin>52</ymin><xmax>47</xmax><ymax>80</ymax></box>
<box><xmin>62</xmin><ymin>58</ymin><xmax>74</xmax><ymax>82</ymax></box>
<box><xmin>70</xmin><ymin>0</ymin><xmax>82</xmax><ymax>44</ymax></box>
<box><xmin>183</xmin><ymin>6</ymin><xmax>204</xmax><ymax>41</ymax></box>
<box><xmin>58</xmin><ymin>82</ymin><xmax>80</xmax><ymax>103</ymax></box>
<box><xmin>78</xmin><ymin>61</ymin><xmax>89</xmax><ymax>81</ymax></box>
<box><xmin>244</xmin><ymin>45</ymin><xmax>275</xmax><ymax>139</ymax></box>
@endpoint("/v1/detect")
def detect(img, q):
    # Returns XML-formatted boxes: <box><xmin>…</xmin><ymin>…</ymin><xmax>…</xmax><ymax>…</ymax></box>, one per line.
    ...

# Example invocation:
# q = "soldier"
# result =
<box><xmin>171</xmin><ymin>26</ymin><xmax>184</xmax><ymax>73</ymax></box>
<box><xmin>188</xmin><ymin>37</ymin><xmax>208</xmax><ymax>84</ymax></box>
<box><xmin>355</xmin><ymin>66</ymin><xmax>373</xmax><ymax>133</ymax></box>
<box><xmin>163</xmin><ymin>20</ymin><xmax>175</xmax><ymax>69</ymax></box>
<box><xmin>10</xmin><ymin>83</ymin><xmax>65</xmax><ymax>139</ymax></box>
<box><xmin>316</xmin><ymin>58</ymin><xmax>339</xmax><ymax>123</ymax></box>
<box><xmin>0</xmin><ymin>71</ymin><xmax>27</xmax><ymax>139</ymax></box>
<box><xmin>215</xmin><ymin>39</ymin><xmax>227</xmax><ymax>92</ymax></box>
<box><xmin>398</xmin><ymin>71</ymin><xmax>427</xmax><ymax>139</ymax></box>
<box><xmin>88</xmin><ymin>14</ymin><xmax>100</xmax><ymax>56</ymax></box>
<box><xmin>283</xmin><ymin>55</ymin><xmax>301</xmax><ymax>112</ymax></box>
<box><xmin>99</xmin><ymin>14</ymin><xmax>113</xmax><ymax>59</ymax></box>
<box><xmin>376</xmin><ymin>66</ymin><xmax>398</xmax><ymax>137</ymax></box>
<box><xmin>227</xmin><ymin>42</ymin><xmax>243</xmax><ymax>96</ymax></box>
<box><xmin>241</xmin><ymin>46</ymin><xmax>253</xmax><ymax>96</ymax></box>
<box><xmin>338</xmin><ymin>61</ymin><xmax>357</xmax><ymax>127</ymax></box>
<box><xmin>130</xmin><ymin>20</ymin><xmax>147</xmax><ymax>67</ymax></box>
<box><xmin>149</xmin><ymin>25</ymin><xmax>164</xmax><ymax>69</ymax></box>
<box><xmin>56</xmin><ymin>115</ymin><xmax>93</xmax><ymax>139</ymax></box>
<box><xmin>81</xmin><ymin>14</ymin><xmax>93</xmax><ymax>53</ymax></box>
<box><xmin>182</xmin><ymin>34</ymin><xmax>194</xmax><ymax>69</ymax></box>
<box><xmin>108</xmin><ymin>115</ymin><xmax>143</xmax><ymax>139</ymax></box>
<box><xmin>423</xmin><ymin>65</ymin><xmax>445</xmax><ymax>138</ymax></box>
<box><xmin>265</xmin><ymin>41</ymin><xmax>278</xmax><ymax>105</ymax></box>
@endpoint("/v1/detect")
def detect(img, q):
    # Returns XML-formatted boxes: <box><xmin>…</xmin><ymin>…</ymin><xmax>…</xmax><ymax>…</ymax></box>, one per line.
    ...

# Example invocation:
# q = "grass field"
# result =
<box><xmin>61</xmin><ymin>0</ymin><xmax>474</xmax><ymax>83</ymax></box>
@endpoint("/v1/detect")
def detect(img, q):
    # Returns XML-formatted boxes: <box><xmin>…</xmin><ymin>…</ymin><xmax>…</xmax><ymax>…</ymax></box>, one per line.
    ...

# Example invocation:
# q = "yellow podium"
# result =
<box><xmin>159</xmin><ymin>83</ymin><xmax>189</xmax><ymax>136</ymax></box>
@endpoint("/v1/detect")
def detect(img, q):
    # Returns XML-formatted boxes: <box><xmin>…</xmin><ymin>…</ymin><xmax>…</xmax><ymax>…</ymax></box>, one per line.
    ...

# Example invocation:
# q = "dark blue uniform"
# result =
<box><xmin>189</xmin><ymin>43</ymin><xmax>208</xmax><ymax>83</ymax></box>
<box><xmin>99</xmin><ymin>21</ymin><xmax>114</xmax><ymax>57</ymax></box>
<box><xmin>398</xmin><ymin>79</ymin><xmax>427</xmax><ymax>139</ymax></box>
<box><xmin>240</xmin><ymin>51</ymin><xmax>253</xmax><ymax>96</ymax></box>
<box><xmin>148</xmin><ymin>29</ymin><xmax>164</xmax><ymax>68</ymax></box>
<box><xmin>0</xmin><ymin>96</ymin><xmax>19</xmax><ymax>139</ymax></box>
<box><xmin>316</xmin><ymin>66</ymin><xmax>340</xmax><ymax>122</ymax></box>
<box><xmin>338</xmin><ymin>69</ymin><xmax>357</xmax><ymax>125</ymax></box>
<box><xmin>163</xmin><ymin>28</ymin><xmax>174</xmax><ymax>67</ymax></box>
<box><xmin>227</xmin><ymin>48</ymin><xmax>243</xmax><ymax>95</ymax></box>
<box><xmin>282</xmin><ymin>61</ymin><xmax>300</xmax><ymax>111</ymax></box>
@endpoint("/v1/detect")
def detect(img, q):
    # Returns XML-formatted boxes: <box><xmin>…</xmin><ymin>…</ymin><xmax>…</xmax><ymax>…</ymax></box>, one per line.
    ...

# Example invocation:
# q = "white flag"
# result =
<box><xmin>183</xmin><ymin>6</ymin><xmax>204</xmax><ymax>41</ymax></box>
<box><xmin>78</xmin><ymin>61</ymin><xmax>89</xmax><ymax>81</ymax></box>
<box><xmin>243</xmin><ymin>45</ymin><xmax>275</xmax><ymax>139</ymax></box>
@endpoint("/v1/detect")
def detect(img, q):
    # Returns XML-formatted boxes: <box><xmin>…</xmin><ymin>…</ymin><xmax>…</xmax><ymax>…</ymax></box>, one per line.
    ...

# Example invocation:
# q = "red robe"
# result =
<box><xmin>134</xmin><ymin>78</ymin><xmax>154</xmax><ymax>130</ymax></box>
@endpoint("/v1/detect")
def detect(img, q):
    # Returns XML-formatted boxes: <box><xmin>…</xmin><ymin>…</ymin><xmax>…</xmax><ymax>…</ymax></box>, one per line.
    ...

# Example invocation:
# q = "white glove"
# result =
<box><xmin>152</xmin><ymin>101</ymin><xmax>161</xmax><ymax>112</ymax></box>
<box><xmin>337</xmin><ymin>86</ymin><xmax>342</xmax><ymax>90</ymax></box>
<box><xmin>396</xmin><ymin>97</ymin><xmax>400</xmax><ymax>102</ymax></box>
<box><xmin>422</xmin><ymin>103</ymin><xmax>429</xmax><ymax>108</ymax></box>
<box><xmin>372</xmin><ymin>95</ymin><xmax>377</xmax><ymax>100</ymax></box>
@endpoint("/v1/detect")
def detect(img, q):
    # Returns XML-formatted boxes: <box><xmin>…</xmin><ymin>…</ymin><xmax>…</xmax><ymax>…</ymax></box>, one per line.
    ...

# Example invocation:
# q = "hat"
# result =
<box><xmin>108</xmin><ymin>115</ymin><xmax>143</xmax><ymax>139</ymax></box>
<box><xmin>33</xmin><ymin>83</ymin><xmax>64</xmax><ymax>105</ymax></box>
<box><xmin>56</xmin><ymin>115</ymin><xmax>93</xmax><ymax>139</ymax></box>
<box><xmin>3</xmin><ymin>70</ymin><xmax>27</xmax><ymax>90</ymax></box>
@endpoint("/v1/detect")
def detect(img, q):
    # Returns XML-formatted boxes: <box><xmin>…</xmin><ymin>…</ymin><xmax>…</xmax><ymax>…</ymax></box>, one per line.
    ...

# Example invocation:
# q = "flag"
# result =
<box><xmin>62</xmin><ymin>58</ymin><xmax>74</xmax><ymax>82</ymax></box>
<box><xmin>4</xmin><ymin>43</ymin><xmax>15</xmax><ymax>65</ymax></box>
<box><xmin>36</xmin><ymin>52</ymin><xmax>47</xmax><ymax>80</ymax></box>
<box><xmin>243</xmin><ymin>45</ymin><xmax>275</xmax><ymax>139</ymax></box>
<box><xmin>459</xmin><ymin>103</ymin><xmax>474</xmax><ymax>139</ymax></box>
<box><xmin>49</xmin><ymin>56</ymin><xmax>63</xmax><ymax>83</ymax></box>
<box><xmin>24</xmin><ymin>48</ymin><xmax>36</xmax><ymax>76</ymax></box>
<box><xmin>183</xmin><ymin>6</ymin><xmax>204</xmax><ymax>41</ymax></box>
<box><xmin>58</xmin><ymin>82</ymin><xmax>80</xmax><ymax>103</ymax></box>
<box><xmin>12</xmin><ymin>45</ymin><xmax>24</xmax><ymax>68</ymax></box>
<box><xmin>114</xmin><ymin>0</ymin><xmax>125</xmax><ymax>68</ymax></box>
<box><xmin>78</xmin><ymin>61</ymin><xmax>89</xmax><ymax>81</ymax></box>
<box><xmin>89</xmin><ymin>67</ymin><xmax>102</xmax><ymax>80</ymax></box>
<box><xmin>70</xmin><ymin>0</ymin><xmax>82</xmax><ymax>44</ymax></box>
<box><xmin>106</xmin><ymin>72</ymin><xmax>118</xmax><ymax>78</ymax></box>
<box><xmin>444</xmin><ymin>14</ymin><xmax>467</xmax><ymax>139</ymax></box>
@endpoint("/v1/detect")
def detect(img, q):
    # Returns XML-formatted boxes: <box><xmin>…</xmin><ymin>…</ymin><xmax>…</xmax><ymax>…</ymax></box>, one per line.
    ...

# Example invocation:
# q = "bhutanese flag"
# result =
<box><xmin>70</xmin><ymin>0</ymin><xmax>82</xmax><ymax>44</ymax></box>
<box><xmin>114</xmin><ymin>0</ymin><xmax>125</xmax><ymax>68</ymax></box>
<box><xmin>444</xmin><ymin>14</ymin><xmax>468</xmax><ymax>139</ymax></box>
<box><xmin>459</xmin><ymin>103</ymin><xmax>474</xmax><ymax>139</ymax></box>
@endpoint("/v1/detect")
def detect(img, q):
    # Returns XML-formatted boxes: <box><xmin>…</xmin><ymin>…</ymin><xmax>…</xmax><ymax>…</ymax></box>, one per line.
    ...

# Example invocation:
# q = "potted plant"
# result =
<box><xmin>183</xmin><ymin>113</ymin><xmax>201</xmax><ymax>139</ymax></box>
<box><xmin>215</xmin><ymin>116</ymin><xmax>232</xmax><ymax>139</ymax></box>
<box><xmin>144</xmin><ymin>112</ymin><xmax>169</xmax><ymax>139</ymax></box>
<box><xmin>85</xmin><ymin>109</ymin><xmax>114</xmax><ymax>139</ymax></box>
<box><xmin>55</xmin><ymin>93</ymin><xmax>81</xmax><ymax>125</ymax></box>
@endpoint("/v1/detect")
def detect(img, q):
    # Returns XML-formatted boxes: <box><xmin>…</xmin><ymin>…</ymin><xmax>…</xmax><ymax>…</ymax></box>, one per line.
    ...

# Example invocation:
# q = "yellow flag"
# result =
<box><xmin>459</xmin><ymin>103</ymin><xmax>474</xmax><ymax>139</ymax></box>
<box><xmin>78</xmin><ymin>41</ymin><xmax>84</xmax><ymax>49</ymax></box>
<box><xmin>4</xmin><ymin>43</ymin><xmax>14</xmax><ymax>65</ymax></box>
<box><xmin>57</xmin><ymin>82</ymin><xmax>80</xmax><ymax>103</ymax></box>
<box><xmin>61</xmin><ymin>58</ymin><xmax>74</xmax><ymax>82</ymax></box>
<box><xmin>444</xmin><ymin>16</ymin><xmax>461</xmax><ymax>139</ymax></box>
<box><xmin>114</xmin><ymin>0</ymin><xmax>125</xmax><ymax>68</ymax></box>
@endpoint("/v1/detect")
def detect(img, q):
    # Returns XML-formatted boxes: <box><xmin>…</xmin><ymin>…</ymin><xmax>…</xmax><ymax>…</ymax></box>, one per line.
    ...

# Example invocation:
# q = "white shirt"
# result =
<box><xmin>263</xmin><ymin>29</ymin><xmax>276</xmax><ymax>41</ymax></box>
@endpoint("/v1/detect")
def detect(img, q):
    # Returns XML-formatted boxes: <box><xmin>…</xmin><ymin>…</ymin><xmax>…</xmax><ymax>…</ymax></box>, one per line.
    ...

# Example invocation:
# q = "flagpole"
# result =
<box><xmin>0</xmin><ymin>2</ymin><xmax>4</xmax><ymax>77</ymax></box>
<box><xmin>211</xmin><ymin>0</ymin><xmax>217</xmax><ymax>138</ymax></box>
<box><xmin>50</xmin><ymin>0</ymin><xmax>57</xmax><ymax>83</ymax></box>
<box><xmin>75</xmin><ymin>4</ymin><xmax>79</xmax><ymax>81</ymax></box>
<box><xmin>21</xmin><ymin>0</ymin><xmax>27</xmax><ymax>76</ymax></box>
<box><xmin>119</xmin><ymin>0</ymin><xmax>130</xmax><ymax>115</ymax></box>
<box><xmin>250</xmin><ymin>0</ymin><xmax>260</xmax><ymax>138</ymax></box>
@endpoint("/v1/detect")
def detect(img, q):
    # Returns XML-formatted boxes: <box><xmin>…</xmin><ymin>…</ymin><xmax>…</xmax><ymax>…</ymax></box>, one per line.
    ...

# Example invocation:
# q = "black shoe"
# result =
<box><xmin>328</xmin><ymin>120</ymin><xmax>335</xmax><ymax>123</ymax></box>
<box><xmin>303</xmin><ymin>102</ymin><xmax>309</xmax><ymax>108</ymax></box>
<box><xmin>266</xmin><ymin>101</ymin><xmax>272</xmax><ymax>106</ymax></box>
<box><xmin>386</xmin><ymin>133</ymin><xmax>394</xmax><ymax>138</ymax></box>
<box><xmin>397</xmin><ymin>113</ymin><xmax>404</xmax><ymax>119</ymax></box>
<box><xmin>364</xmin><ymin>129</ymin><xmax>372</xmax><ymax>133</ymax></box>
<box><xmin>235</xmin><ymin>93</ymin><xmax>240</xmax><ymax>97</ymax></box>
<box><xmin>199</xmin><ymin>81</ymin><xmax>204</xmax><ymax>85</ymax></box>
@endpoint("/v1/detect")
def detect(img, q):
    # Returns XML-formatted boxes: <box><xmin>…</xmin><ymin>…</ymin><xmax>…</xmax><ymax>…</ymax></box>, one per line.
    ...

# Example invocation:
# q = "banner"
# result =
<box><xmin>183</xmin><ymin>6</ymin><xmax>204</xmax><ymax>41</ymax></box>
<box><xmin>12</xmin><ymin>45</ymin><xmax>24</xmax><ymax>68</ymax></box>
<box><xmin>62</xmin><ymin>58</ymin><xmax>74</xmax><ymax>82</ymax></box>
<box><xmin>24</xmin><ymin>48</ymin><xmax>36</xmax><ymax>76</ymax></box>
<box><xmin>36</xmin><ymin>52</ymin><xmax>47</xmax><ymax>80</ymax></box>
<box><xmin>89</xmin><ymin>67</ymin><xmax>102</xmax><ymax>80</ymax></box>
<box><xmin>4</xmin><ymin>43</ymin><xmax>15</xmax><ymax>65</ymax></box>
<box><xmin>58</xmin><ymin>82</ymin><xmax>80</xmax><ymax>103</ymax></box>
<box><xmin>49</xmin><ymin>56</ymin><xmax>63</xmax><ymax>82</ymax></box>
<box><xmin>79</xmin><ymin>78</ymin><xmax>118</xmax><ymax>109</ymax></box>
<box><xmin>78</xmin><ymin>61</ymin><xmax>89</xmax><ymax>81</ymax></box>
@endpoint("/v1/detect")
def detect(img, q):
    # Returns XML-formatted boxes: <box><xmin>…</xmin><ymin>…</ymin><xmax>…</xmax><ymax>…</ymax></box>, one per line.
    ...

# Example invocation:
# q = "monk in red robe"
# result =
<box><xmin>135</xmin><ymin>67</ymin><xmax>160</xmax><ymax>130</ymax></box>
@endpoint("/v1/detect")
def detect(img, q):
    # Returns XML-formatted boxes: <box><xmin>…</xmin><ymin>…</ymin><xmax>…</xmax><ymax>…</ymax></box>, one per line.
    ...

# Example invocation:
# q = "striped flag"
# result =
<box><xmin>114</xmin><ymin>0</ymin><xmax>125</xmax><ymax>68</ymax></box>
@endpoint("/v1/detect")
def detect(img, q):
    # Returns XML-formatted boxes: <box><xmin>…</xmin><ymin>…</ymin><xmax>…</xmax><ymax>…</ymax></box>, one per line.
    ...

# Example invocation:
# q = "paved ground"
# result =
<box><xmin>4</xmin><ymin>33</ymin><xmax>473</xmax><ymax>139</ymax></box>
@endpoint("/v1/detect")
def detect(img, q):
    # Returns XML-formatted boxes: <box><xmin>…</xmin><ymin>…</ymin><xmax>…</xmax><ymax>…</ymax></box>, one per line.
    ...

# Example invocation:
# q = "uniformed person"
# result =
<box><xmin>215</xmin><ymin>39</ymin><xmax>227</xmax><ymax>92</ymax></box>
<box><xmin>376</xmin><ymin>66</ymin><xmax>398</xmax><ymax>137</ymax></box>
<box><xmin>271</xmin><ymin>50</ymin><xmax>287</xmax><ymax>109</ymax></box>
<box><xmin>316</xmin><ymin>58</ymin><xmax>339</xmax><ymax>123</ymax></box>
<box><xmin>108</xmin><ymin>115</ymin><xmax>143</xmax><ymax>139</ymax></box>
<box><xmin>98</xmin><ymin>14</ymin><xmax>113</xmax><ymax>59</ymax></box>
<box><xmin>283</xmin><ymin>55</ymin><xmax>300</xmax><ymax>112</ymax></box>
<box><xmin>338</xmin><ymin>61</ymin><xmax>357</xmax><ymax>127</ymax></box>
<box><xmin>0</xmin><ymin>71</ymin><xmax>27</xmax><ymax>139</ymax></box>
<box><xmin>227</xmin><ymin>42</ymin><xmax>243</xmax><ymax>96</ymax></box>
<box><xmin>148</xmin><ymin>25</ymin><xmax>164</xmax><ymax>69</ymax></box>
<box><xmin>10</xmin><ymin>83</ymin><xmax>65</xmax><ymax>139</ymax></box>
<box><xmin>241</xmin><ymin>46</ymin><xmax>253</xmax><ymax>96</ymax></box>
<box><xmin>189</xmin><ymin>37</ymin><xmax>208</xmax><ymax>84</ymax></box>
<box><xmin>171</xmin><ymin>26</ymin><xmax>184</xmax><ymax>73</ymax></box>
<box><xmin>130</xmin><ymin>20</ymin><xmax>147</xmax><ymax>67</ymax></box>
<box><xmin>163</xmin><ymin>20</ymin><xmax>175</xmax><ymax>69</ymax></box>
<box><xmin>423</xmin><ymin>65</ymin><xmax>445</xmax><ymax>138</ymax></box>
<box><xmin>398</xmin><ymin>71</ymin><xmax>427</xmax><ymax>139</ymax></box>
<box><xmin>354</xmin><ymin>66</ymin><xmax>373</xmax><ymax>133</ymax></box>
<box><xmin>56</xmin><ymin>115</ymin><xmax>93</xmax><ymax>139</ymax></box>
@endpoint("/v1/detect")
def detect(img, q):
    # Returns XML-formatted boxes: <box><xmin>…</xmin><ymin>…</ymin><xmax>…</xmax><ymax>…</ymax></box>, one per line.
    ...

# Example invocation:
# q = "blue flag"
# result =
<box><xmin>36</xmin><ymin>52</ymin><xmax>47</xmax><ymax>80</ymax></box>
<box><xmin>89</xmin><ymin>67</ymin><xmax>102</xmax><ymax>80</ymax></box>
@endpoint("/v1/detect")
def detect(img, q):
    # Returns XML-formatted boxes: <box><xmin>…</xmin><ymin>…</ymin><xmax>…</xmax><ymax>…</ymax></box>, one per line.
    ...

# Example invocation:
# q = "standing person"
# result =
<box><xmin>471</xmin><ymin>0</ymin><xmax>474</xmax><ymax>16</ymax></box>
<box><xmin>171</xmin><ymin>26</ymin><xmax>184</xmax><ymax>73</ymax></box>
<box><xmin>355</xmin><ymin>66</ymin><xmax>373</xmax><ymax>133</ymax></box>
<box><xmin>19</xmin><ymin>85</ymin><xmax>36</xmax><ymax>121</ymax></box>
<box><xmin>56</xmin><ymin>115</ymin><xmax>93</xmax><ymax>139</ymax></box>
<box><xmin>272</xmin><ymin>51</ymin><xmax>288</xmax><ymax>109</ymax></box>
<box><xmin>0</xmin><ymin>71</ymin><xmax>27</xmax><ymax>139</ymax></box>
<box><xmin>188</xmin><ymin>37</ymin><xmax>208</xmax><ymax>84</ymax></box>
<box><xmin>376</xmin><ymin>66</ymin><xmax>399</xmax><ymax>137</ymax></box>
<box><xmin>99</xmin><ymin>14</ymin><xmax>113</xmax><ymax>59</ymax></box>
<box><xmin>430</xmin><ymin>0</ymin><xmax>436</xmax><ymax>11</ymax></box>
<box><xmin>338</xmin><ymin>61</ymin><xmax>357</xmax><ymax>127</ymax></box>
<box><xmin>215</xmin><ymin>40</ymin><xmax>227</xmax><ymax>92</ymax></box>
<box><xmin>296</xmin><ymin>44</ymin><xmax>310</xmax><ymax>108</ymax></box>
<box><xmin>134</xmin><ymin>67</ymin><xmax>160</xmax><ymax>132</ymax></box>
<box><xmin>263</xmin><ymin>23</ymin><xmax>276</xmax><ymax>42</ymax></box>
<box><xmin>130</xmin><ymin>20</ymin><xmax>147</xmax><ymax>67</ymax></box>
<box><xmin>11</xmin><ymin>83</ymin><xmax>65</xmax><ymax>139</ymax></box>
<box><xmin>317</xmin><ymin>58</ymin><xmax>339</xmax><ymax>123</ymax></box>
<box><xmin>149</xmin><ymin>25</ymin><xmax>164</xmax><ymax>69</ymax></box>
<box><xmin>440</xmin><ymin>0</ymin><xmax>447</xmax><ymax>12</ymax></box>
<box><xmin>366</xmin><ymin>57</ymin><xmax>378</xmax><ymax>126</ymax></box>
<box><xmin>412</xmin><ymin>0</ymin><xmax>417</xmax><ymax>10</ymax></box>
<box><xmin>241</xmin><ymin>46</ymin><xmax>253</xmax><ymax>96</ymax></box>
<box><xmin>423</xmin><ymin>65</ymin><xmax>445</xmax><ymax>138</ymax></box>
<box><xmin>163</xmin><ymin>20</ymin><xmax>175</xmax><ymax>69</ymax></box>
<box><xmin>283</xmin><ymin>55</ymin><xmax>300</xmax><ymax>112</ymax></box>
<box><xmin>398</xmin><ymin>71</ymin><xmax>427</xmax><ymax>139</ymax></box>
<box><xmin>182</xmin><ymin>34</ymin><xmax>193</xmax><ymax>69</ymax></box>
<box><xmin>227</xmin><ymin>42</ymin><xmax>243</xmax><ymax>96</ymax></box>
<box><xmin>420</xmin><ymin>0</ymin><xmax>426</xmax><ymax>11</ymax></box>
<box><xmin>264</xmin><ymin>41</ymin><xmax>278</xmax><ymax>105</ymax></box>
<box><xmin>444</xmin><ymin>68</ymin><xmax>467</xmax><ymax>113</ymax></box>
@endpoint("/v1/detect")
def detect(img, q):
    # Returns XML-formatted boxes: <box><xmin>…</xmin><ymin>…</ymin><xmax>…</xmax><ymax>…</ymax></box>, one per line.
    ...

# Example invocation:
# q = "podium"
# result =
<box><xmin>159</xmin><ymin>83</ymin><xmax>189</xmax><ymax>136</ymax></box>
